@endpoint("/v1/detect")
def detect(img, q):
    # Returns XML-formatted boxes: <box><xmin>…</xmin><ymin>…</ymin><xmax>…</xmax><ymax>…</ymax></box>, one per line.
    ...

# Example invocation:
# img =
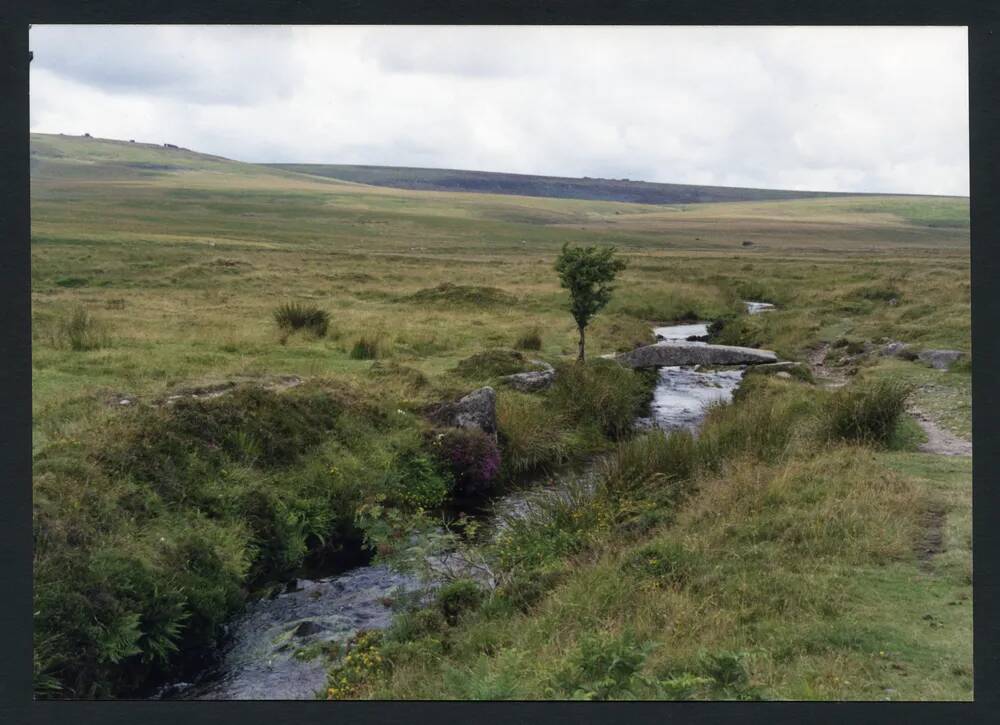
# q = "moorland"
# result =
<box><xmin>30</xmin><ymin>133</ymin><xmax>971</xmax><ymax>700</ymax></box>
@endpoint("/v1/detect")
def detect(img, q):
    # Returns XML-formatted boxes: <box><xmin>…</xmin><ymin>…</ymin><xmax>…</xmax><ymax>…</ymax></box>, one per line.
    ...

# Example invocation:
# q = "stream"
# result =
<box><xmin>157</xmin><ymin>315</ymin><xmax>761</xmax><ymax>700</ymax></box>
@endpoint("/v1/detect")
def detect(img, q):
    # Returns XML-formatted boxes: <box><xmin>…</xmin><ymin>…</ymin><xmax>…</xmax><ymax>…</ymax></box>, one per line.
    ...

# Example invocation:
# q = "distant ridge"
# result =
<box><xmin>266</xmin><ymin>163</ymin><xmax>894</xmax><ymax>205</ymax></box>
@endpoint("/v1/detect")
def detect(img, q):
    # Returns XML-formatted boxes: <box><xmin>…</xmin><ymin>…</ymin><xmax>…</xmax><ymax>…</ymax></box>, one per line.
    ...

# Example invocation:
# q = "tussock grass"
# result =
<box><xmin>496</xmin><ymin>393</ymin><xmax>571</xmax><ymax>475</ymax></box>
<box><xmin>51</xmin><ymin>306</ymin><xmax>111</xmax><ymax>351</ymax></box>
<box><xmin>514</xmin><ymin>327</ymin><xmax>543</xmax><ymax>351</ymax></box>
<box><xmin>548</xmin><ymin>359</ymin><xmax>647</xmax><ymax>438</ymax></box>
<box><xmin>349</xmin><ymin>334</ymin><xmax>385</xmax><ymax>360</ymax></box>
<box><xmin>273</xmin><ymin>301</ymin><xmax>330</xmax><ymax>337</ymax></box>
<box><xmin>825</xmin><ymin>379</ymin><xmax>912</xmax><ymax>446</ymax></box>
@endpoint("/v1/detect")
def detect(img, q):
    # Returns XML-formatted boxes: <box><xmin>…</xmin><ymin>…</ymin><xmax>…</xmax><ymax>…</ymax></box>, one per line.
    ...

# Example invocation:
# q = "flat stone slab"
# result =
<box><xmin>615</xmin><ymin>342</ymin><xmax>778</xmax><ymax>368</ymax></box>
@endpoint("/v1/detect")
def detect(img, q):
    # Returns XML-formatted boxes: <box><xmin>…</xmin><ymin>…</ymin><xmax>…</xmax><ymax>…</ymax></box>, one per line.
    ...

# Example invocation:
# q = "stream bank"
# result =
<box><xmin>158</xmin><ymin>319</ymin><xmax>755</xmax><ymax>700</ymax></box>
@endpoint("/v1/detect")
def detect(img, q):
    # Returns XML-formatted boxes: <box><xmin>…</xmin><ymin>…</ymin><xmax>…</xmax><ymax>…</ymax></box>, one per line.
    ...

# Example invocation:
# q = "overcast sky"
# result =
<box><xmin>29</xmin><ymin>25</ymin><xmax>969</xmax><ymax>195</ymax></box>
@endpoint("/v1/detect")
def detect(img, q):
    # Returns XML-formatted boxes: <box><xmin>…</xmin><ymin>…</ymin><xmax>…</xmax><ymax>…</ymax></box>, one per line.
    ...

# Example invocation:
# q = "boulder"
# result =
<box><xmin>917</xmin><ymin>349</ymin><xmax>965</xmax><ymax>370</ymax></box>
<box><xmin>615</xmin><ymin>342</ymin><xmax>778</xmax><ymax>368</ymax></box>
<box><xmin>501</xmin><ymin>369</ymin><xmax>556</xmax><ymax>392</ymax></box>
<box><xmin>499</xmin><ymin>359</ymin><xmax>556</xmax><ymax>392</ymax></box>
<box><xmin>437</xmin><ymin>386</ymin><xmax>497</xmax><ymax>435</ymax></box>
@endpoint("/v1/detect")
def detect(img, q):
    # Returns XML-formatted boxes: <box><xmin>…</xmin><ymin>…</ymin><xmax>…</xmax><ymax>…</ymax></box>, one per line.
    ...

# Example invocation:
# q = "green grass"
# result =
<box><xmin>347</xmin><ymin>380</ymin><xmax>971</xmax><ymax>701</ymax></box>
<box><xmin>30</xmin><ymin>133</ymin><xmax>971</xmax><ymax>700</ymax></box>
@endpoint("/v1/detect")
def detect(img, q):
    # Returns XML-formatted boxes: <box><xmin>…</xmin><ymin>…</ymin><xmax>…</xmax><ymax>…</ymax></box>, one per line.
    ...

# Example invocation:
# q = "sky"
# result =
<box><xmin>29</xmin><ymin>25</ymin><xmax>969</xmax><ymax>195</ymax></box>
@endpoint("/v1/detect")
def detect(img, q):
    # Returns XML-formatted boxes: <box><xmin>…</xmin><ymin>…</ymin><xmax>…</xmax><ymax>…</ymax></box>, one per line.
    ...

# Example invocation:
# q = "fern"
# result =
<box><xmin>95</xmin><ymin>613</ymin><xmax>143</xmax><ymax>664</ymax></box>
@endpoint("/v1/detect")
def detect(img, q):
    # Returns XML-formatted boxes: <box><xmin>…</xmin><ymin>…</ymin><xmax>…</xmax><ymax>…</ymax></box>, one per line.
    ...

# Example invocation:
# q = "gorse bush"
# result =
<box><xmin>273</xmin><ymin>301</ymin><xmax>330</xmax><ymax>337</ymax></box>
<box><xmin>53</xmin><ymin>306</ymin><xmax>110</xmax><ymax>351</ymax></box>
<box><xmin>825</xmin><ymin>378</ymin><xmax>912</xmax><ymax>446</ymax></box>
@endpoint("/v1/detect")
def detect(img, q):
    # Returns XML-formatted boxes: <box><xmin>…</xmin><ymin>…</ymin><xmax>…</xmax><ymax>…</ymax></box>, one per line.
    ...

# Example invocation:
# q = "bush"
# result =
<box><xmin>53</xmin><ymin>306</ymin><xmax>110</xmax><ymax>351</ymax></box>
<box><xmin>514</xmin><ymin>327</ymin><xmax>543</xmax><ymax>351</ymax></box>
<box><xmin>273</xmin><ymin>301</ymin><xmax>329</xmax><ymax>337</ymax></box>
<box><xmin>548</xmin><ymin>359</ymin><xmax>647</xmax><ymax>438</ymax></box>
<box><xmin>436</xmin><ymin>579</ymin><xmax>484</xmax><ymax>625</ymax></box>
<box><xmin>379</xmin><ymin>452</ymin><xmax>453</xmax><ymax>509</ymax></box>
<box><xmin>427</xmin><ymin>427</ymin><xmax>501</xmax><ymax>497</ymax></box>
<box><xmin>825</xmin><ymin>378</ymin><xmax>912</xmax><ymax>446</ymax></box>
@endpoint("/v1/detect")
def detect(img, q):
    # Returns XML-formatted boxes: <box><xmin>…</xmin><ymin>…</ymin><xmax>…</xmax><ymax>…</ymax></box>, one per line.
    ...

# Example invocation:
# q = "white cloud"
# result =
<box><xmin>29</xmin><ymin>25</ymin><xmax>969</xmax><ymax>195</ymax></box>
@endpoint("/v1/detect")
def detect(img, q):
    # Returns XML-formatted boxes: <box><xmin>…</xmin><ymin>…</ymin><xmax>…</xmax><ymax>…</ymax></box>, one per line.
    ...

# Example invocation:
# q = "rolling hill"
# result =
<box><xmin>267</xmin><ymin>163</ymin><xmax>902</xmax><ymax>206</ymax></box>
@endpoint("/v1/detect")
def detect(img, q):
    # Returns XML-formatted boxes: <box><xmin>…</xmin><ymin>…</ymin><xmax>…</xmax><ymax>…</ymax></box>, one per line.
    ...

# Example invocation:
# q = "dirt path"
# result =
<box><xmin>909</xmin><ymin>407</ymin><xmax>972</xmax><ymax>457</ymax></box>
<box><xmin>807</xmin><ymin>344</ymin><xmax>970</xmax><ymax>456</ymax></box>
<box><xmin>806</xmin><ymin>343</ymin><xmax>848</xmax><ymax>388</ymax></box>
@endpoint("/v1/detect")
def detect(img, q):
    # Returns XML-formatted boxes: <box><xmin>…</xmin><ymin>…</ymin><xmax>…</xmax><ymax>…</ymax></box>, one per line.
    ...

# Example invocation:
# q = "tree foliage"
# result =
<box><xmin>554</xmin><ymin>243</ymin><xmax>627</xmax><ymax>361</ymax></box>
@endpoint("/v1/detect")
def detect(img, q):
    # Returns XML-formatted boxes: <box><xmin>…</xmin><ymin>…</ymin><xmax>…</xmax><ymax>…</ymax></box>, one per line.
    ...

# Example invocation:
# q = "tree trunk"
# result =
<box><xmin>577</xmin><ymin>324</ymin><xmax>586</xmax><ymax>363</ymax></box>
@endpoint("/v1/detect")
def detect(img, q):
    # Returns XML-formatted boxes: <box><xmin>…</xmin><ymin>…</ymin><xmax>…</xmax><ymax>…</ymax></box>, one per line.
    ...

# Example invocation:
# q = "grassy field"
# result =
<box><xmin>30</xmin><ymin>133</ymin><xmax>971</xmax><ymax>699</ymax></box>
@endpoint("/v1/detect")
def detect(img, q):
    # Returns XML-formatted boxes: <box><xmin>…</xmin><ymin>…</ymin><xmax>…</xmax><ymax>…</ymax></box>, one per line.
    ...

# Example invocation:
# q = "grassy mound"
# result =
<box><xmin>454</xmin><ymin>349</ymin><xmax>536</xmax><ymax>380</ymax></box>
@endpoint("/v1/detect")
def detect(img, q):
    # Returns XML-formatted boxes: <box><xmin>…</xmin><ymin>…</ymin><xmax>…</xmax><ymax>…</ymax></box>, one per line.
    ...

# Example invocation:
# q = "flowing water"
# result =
<box><xmin>159</xmin><ymin>320</ymin><xmax>750</xmax><ymax>700</ymax></box>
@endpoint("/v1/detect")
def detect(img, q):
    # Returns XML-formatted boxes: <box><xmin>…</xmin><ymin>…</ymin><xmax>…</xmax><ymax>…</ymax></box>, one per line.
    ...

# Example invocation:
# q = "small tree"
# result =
<box><xmin>554</xmin><ymin>243</ymin><xmax>627</xmax><ymax>362</ymax></box>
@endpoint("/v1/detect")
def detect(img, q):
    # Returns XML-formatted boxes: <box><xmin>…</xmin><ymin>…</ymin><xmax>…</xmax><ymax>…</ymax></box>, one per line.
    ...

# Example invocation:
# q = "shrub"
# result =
<box><xmin>548</xmin><ymin>359</ymin><xmax>647</xmax><ymax>438</ymax></box>
<box><xmin>273</xmin><ymin>301</ymin><xmax>329</xmax><ymax>337</ymax></box>
<box><xmin>436</xmin><ymin>579</ymin><xmax>484</xmax><ymax>625</ymax></box>
<box><xmin>379</xmin><ymin>452</ymin><xmax>453</xmax><ymax>509</ymax></box>
<box><xmin>514</xmin><ymin>327</ymin><xmax>543</xmax><ymax>351</ymax></box>
<box><xmin>427</xmin><ymin>427</ymin><xmax>501</xmax><ymax>497</ymax></box>
<box><xmin>53</xmin><ymin>306</ymin><xmax>110</xmax><ymax>351</ymax></box>
<box><xmin>825</xmin><ymin>378</ymin><xmax>912</xmax><ymax>446</ymax></box>
<box><xmin>350</xmin><ymin>334</ymin><xmax>383</xmax><ymax>360</ymax></box>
